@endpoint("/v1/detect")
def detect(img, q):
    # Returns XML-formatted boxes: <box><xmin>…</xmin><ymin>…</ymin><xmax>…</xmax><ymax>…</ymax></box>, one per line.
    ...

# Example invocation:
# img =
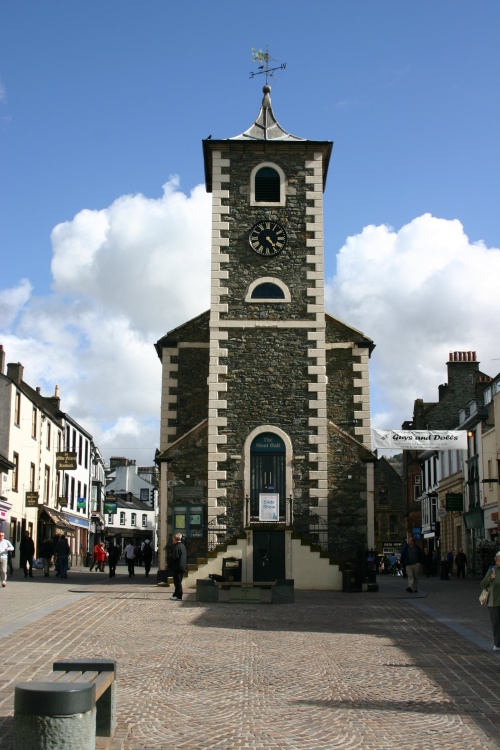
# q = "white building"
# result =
<box><xmin>0</xmin><ymin>347</ymin><xmax>101</xmax><ymax>562</ymax></box>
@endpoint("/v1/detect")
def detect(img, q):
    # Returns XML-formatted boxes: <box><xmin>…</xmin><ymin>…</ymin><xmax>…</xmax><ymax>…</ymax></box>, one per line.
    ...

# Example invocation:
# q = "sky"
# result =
<box><xmin>1</xmin><ymin>1</ymin><xmax>500</xmax><ymax>466</ymax></box>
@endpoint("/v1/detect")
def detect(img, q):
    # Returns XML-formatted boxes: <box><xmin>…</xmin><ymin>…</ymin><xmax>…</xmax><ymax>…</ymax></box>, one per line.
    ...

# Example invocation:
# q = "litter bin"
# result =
<box><xmin>222</xmin><ymin>556</ymin><xmax>242</xmax><ymax>582</ymax></box>
<box><xmin>342</xmin><ymin>564</ymin><xmax>363</xmax><ymax>593</ymax></box>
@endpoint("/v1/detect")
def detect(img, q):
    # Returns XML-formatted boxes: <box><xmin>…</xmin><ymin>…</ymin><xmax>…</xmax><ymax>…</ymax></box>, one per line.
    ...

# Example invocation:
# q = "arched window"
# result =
<box><xmin>245</xmin><ymin>277</ymin><xmax>291</xmax><ymax>303</ymax></box>
<box><xmin>251</xmin><ymin>283</ymin><xmax>285</xmax><ymax>300</ymax></box>
<box><xmin>250</xmin><ymin>162</ymin><xmax>286</xmax><ymax>207</ymax></box>
<box><xmin>255</xmin><ymin>167</ymin><xmax>280</xmax><ymax>202</ymax></box>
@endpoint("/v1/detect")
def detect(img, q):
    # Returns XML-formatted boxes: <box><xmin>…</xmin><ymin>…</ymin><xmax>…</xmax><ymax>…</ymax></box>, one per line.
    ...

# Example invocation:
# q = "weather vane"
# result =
<box><xmin>250</xmin><ymin>47</ymin><xmax>286</xmax><ymax>84</ymax></box>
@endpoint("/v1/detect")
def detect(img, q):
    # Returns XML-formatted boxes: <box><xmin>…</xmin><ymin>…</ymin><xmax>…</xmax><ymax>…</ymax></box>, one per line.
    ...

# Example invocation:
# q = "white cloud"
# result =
<box><xmin>326</xmin><ymin>213</ymin><xmax>500</xmax><ymax>431</ymax></box>
<box><xmin>3</xmin><ymin>196</ymin><xmax>499</xmax><ymax>467</ymax></box>
<box><xmin>1</xmin><ymin>179</ymin><xmax>211</xmax><ymax>465</ymax></box>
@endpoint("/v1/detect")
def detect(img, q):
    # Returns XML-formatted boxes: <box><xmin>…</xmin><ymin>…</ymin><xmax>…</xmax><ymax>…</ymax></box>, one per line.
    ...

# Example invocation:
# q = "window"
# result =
<box><xmin>84</xmin><ymin>440</ymin><xmax>88</xmax><ymax>469</ymax></box>
<box><xmin>32</xmin><ymin>407</ymin><xmax>37</xmax><ymax>439</ymax></box>
<box><xmin>46</xmin><ymin>421</ymin><xmax>51</xmax><ymax>450</ymax></box>
<box><xmin>245</xmin><ymin>277</ymin><xmax>290</xmax><ymax>303</ymax></box>
<box><xmin>12</xmin><ymin>453</ymin><xmax>19</xmax><ymax>492</ymax></box>
<box><xmin>255</xmin><ymin>166</ymin><xmax>280</xmax><ymax>202</ymax></box>
<box><xmin>250</xmin><ymin>162</ymin><xmax>286</xmax><ymax>206</ymax></box>
<box><xmin>142</xmin><ymin>514</ymin><xmax>147</xmax><ymax>528</ymax></box>
<box><xmin>378</xmin><ymin>488</ymin><xmax>389</xmax><ymax>504</ymax></box>
<box><xmin>30</xmin><ymin>463</ymin><xmax>36</xmax><ymax>492</ymax></box>
<box><xmin>78</xmin><ymin>435</ymin><xmax>83</xmax><ymax>465</ymax></box>
<box><xmin>14</xmin><ymin>391</ymin><xmax>21</xmax><ymax>426</ymax></box>
<box><xmin>140</xmin><ymin>488</ymin><xmax>149</xmax><ymax>503</ymax></box>
<box><xmin>44</xmin><ymin>466</ymin><xmax>50</xmax><ymax>504</ymax></box>
<box><xmin>70</xmin><ymin>477</ymin><xmax>75</xmax><ymax>510</ymax></box>
<box><xmin>131</xmin><ymin>513</ymin><xmax>137</xmax><ymax>526</ymax></box>
<box><xmin>389</xmin><ymin>514</ymin><xmax>398</xmax><ymax>534</ymax></box>
<box><xmin>120</xmin><ymin>512</ymin><xmax>126</xmax><ymax>525</ymax></box>
<box><xmin>57</xmin><ymin>431</ymin><xmax>62</xmax><ymax>451</ymax></box>
<box><xmin>251</xmin><ymin>283</ymin><xmax>285</xmax><ymax>299</ymax></box>
<box><xmin>108</xmin><ymin>514</ymin><xmax>114</xmax><ymax>524</ymax></box>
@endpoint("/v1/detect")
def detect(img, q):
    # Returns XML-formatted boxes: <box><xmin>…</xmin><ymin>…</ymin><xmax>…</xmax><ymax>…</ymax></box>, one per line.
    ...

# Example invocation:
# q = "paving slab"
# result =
<box><xmin>1</xmin><ymin>570</ymin><xmax>498</xmax><ymax>750</ymax></box>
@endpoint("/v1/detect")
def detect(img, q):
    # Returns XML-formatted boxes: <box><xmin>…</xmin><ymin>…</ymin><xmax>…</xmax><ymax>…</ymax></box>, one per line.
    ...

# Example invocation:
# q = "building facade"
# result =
<box><xmin>0</xmin><ymin>346</ymin><xmax>97</xmax><ymax>562</ymax></box>
<box><xmin>155</xmin><ymin>86</ymin><xmax>376</xmax><ymax>589</ymax></box>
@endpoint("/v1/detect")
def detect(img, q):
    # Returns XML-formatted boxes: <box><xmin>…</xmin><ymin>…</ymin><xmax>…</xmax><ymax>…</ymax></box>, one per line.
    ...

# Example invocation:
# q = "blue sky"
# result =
<box><xmin>1</xmin><ymin>1</ymin><xmax>500</xmax><ymax>463</ymax></box>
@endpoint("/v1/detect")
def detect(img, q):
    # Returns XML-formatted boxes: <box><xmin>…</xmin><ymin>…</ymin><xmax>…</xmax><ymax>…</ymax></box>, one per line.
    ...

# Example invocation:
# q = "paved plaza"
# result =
<box><xmin>1</xmin><ymin>565</ymin><xmax>500</xmax><ymax>750</ymax></box>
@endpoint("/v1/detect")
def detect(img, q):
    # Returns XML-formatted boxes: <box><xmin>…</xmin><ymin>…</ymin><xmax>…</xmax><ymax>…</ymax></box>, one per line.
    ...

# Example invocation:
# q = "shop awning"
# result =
<box><xmin>39</xmin><ymin>506</ymin><xmax>75</xmax><ymax>537</ymax></box>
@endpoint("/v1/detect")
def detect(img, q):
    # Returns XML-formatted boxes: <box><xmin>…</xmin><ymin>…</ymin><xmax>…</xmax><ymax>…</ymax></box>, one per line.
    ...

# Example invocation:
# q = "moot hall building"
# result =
<box><xmin>155</xmin><ymin>83</ymin><xmax>377</xmax><ymax>589</ymax></box>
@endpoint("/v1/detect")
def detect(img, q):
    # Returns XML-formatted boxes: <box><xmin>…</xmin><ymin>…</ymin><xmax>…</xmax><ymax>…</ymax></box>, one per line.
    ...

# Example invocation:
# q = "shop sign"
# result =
<box><xmin>25</xmin><ymin>492</ymin><xmax>39</xmax><ymax>507</ymax></box>
<box><xmin>58</xmin><ymin>497</ymin><xmax>68</xmax><ymax>507</ymax></box>
<box><xmin>56</xmin><ymin>451</ymin><xmax>77</xmax><ymax>471</ymax></box>
<box><xmin>104</xmin><ymin>499</ymin><xmax>117</xmax><ymax>514</ymax></box>
<box><xmin>77</xmin><ymin>498</ymin><xmax>86</xmax><ymax>510</ymax></box>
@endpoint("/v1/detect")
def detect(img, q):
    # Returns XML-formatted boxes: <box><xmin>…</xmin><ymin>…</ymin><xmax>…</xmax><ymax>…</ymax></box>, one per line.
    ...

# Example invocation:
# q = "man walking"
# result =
<box><xmin>124</xmin><ymin>541</ymin><xmax>136</xmax><ymax>577</ymax></box>
<box><xmin>168</xmin><ymin>533</ymin><xmax>187</xmax><ymax>600</ymax></box>
<box><xmin>142</xmin><ymin>539</ymin><xmax>153</xmax><ymax>577</ymax></box>
<box><xmin>455</xmin><ymin>548</ymin><xmax>468</xmax><ymax>579</ymax></box>
<box><xmin>0</xmin><ymin>531</ymin><xmax>14</xmax><ymax>587</ymax></box>
<box><xmin>20</xmin><ymin>530</ymin><xmax>35</xmax><ymax>578</ymax></box>
<box><xmin>400</xmin><ymin>534</ymin><xmax>423</xmax><ymax>593</ymax></box>
<box><xmin>55</xmin><ymin>535</ymin><xmax>71</xmax><ymax>579</ymax></box>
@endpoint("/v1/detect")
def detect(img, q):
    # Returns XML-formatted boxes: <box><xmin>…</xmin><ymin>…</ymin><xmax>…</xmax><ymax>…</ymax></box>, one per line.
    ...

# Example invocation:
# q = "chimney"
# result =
<box><xmin>7</xmin><ymin>362</ymin><xmax>24</xmax><ymax>385</ymax></box>
<box><xmin>0</xmin><ymin>345</ymin><xmax>5</xmax><ymax>375</ymax></box>
<box><xmin>46</xmin><ymin>385</ymin><xmax>61</xmax><ymax>413</ymax></box>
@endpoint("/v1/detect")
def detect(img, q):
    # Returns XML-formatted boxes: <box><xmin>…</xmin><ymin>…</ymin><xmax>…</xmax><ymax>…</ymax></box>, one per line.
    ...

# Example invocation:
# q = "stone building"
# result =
<box><xmin>402</xmin><ymin>351</ymin><xmax>492</xmax><ymax>555</ymax></box>
<box><xmin>155</xmin><ymin>86</ymin><xmax>376</xmax><ymax>589</ymax></box>
<box><xmin>373</xmin><ymin>457</ymin><xmax>404</xmax><ymax>559</ymax></box>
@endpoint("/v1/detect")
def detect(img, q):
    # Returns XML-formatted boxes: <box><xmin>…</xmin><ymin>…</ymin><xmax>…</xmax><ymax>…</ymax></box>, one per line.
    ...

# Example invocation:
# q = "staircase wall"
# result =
<box><xmin>184</xmin><ymin>535</ymin><xmax>343</xmax><ymax>591</ymax></box>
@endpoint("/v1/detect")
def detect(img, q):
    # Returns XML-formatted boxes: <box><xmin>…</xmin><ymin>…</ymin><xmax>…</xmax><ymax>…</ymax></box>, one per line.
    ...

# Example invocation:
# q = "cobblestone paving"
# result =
<box><xmin>1</xmin><ymin>573</ymin><xmax>500</xmax><ymax>750</ymax></box>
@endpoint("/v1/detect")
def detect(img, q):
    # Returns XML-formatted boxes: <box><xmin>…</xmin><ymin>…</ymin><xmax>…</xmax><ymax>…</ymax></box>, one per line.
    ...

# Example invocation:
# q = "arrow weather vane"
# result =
<box><xmin>250</xmin><ymin>47</ymin><xmax>287</xmax><ymax>84</ymax></box>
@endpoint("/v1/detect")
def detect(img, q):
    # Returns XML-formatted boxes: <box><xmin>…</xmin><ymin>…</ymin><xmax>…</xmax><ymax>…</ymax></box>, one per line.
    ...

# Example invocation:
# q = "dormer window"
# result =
<box><xmin>250</xmin><ymin>162</ymin><xmax>286</xmax><ymax>207</ymax></box>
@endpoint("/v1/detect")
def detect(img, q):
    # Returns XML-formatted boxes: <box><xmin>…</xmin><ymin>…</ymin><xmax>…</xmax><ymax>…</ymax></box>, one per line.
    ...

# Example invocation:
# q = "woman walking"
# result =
<box><xmin>480</xmin><ymin>550</ymin><xmax>500</xmax><ymax>652</ymax></box>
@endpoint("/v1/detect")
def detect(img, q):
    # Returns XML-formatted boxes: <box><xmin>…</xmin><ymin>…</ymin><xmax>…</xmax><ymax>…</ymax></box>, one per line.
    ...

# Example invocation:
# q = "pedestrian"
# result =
<box><xmin>455</xmin><ymin>548</ymin><xmax>467</xmax><ymax>580</ymax></box>
<box><xmin>480</xmin><ymin>551</ymin><xmax>500</xmax><ymax>652</ymax></box>
<box><xmin>107</xmin><ymin>542</ymin><xmax>120</xmax><ymax>578</ymax></box>
<box><xmin>168</xmin><ymin>533</ymin><xmax>187</xmax><ymax>601</ymax></box>
<box><xmin>19</xmin><ymin>530</ymin><xmax>35</xmax><ymax>578</ymax></box>
<box><xmin>94</xmin><ymin>541</ymin><xmax>107</xmax><ymax>572</ymax></box>
<box><xmin>400</xmin><ymin>534</ymin><xmax>423</xmax><ymax>593</ymax></box>
<box><xmin>89</xmin><ymin>542</ymin><xmax>100</xmax><ymax>571</ymax></box>
<box><xmin>0</xmin><ymin>531</ymin><xmax>14</xmax><ymax>588</ymax></box>
<box><xmin>432</xmin><ymin>549</ymin><xmax>440</xmax><ymax>577</ymax></box>
<box><xmin>124</xmin><ymin>541</ymin><xmax>136</xmax><ymax>577</ymax></box>
<box><xmin>446</xmin><ymin>550</ymin><xmax>454</xmax><ymax>578</ymax></box>
<box><xmin>55</xmin><ymin>535</ymin><xmax>71</xmax><ymax>579</ymax></box>
<box><xmin>423</xmin><ymin>547</ymin><xmax>432</xmax><ymax>578</ymax></box>
<box><xmin>40</xmin><ymin>537</ymin><xmax>55</xmax><ymax>577</ymax></box>
<box><xmin>142</xmin><ymin>539</ymin><xmax>153</xmax><ymax>577</ymax></box>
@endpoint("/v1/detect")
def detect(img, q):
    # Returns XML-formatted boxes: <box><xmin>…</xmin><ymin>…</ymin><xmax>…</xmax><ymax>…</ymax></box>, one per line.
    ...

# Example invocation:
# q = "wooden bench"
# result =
<box><xmin>14</xmin><ymin>658</ymin><xmax>117</xmax><ymax>750</ymax></box>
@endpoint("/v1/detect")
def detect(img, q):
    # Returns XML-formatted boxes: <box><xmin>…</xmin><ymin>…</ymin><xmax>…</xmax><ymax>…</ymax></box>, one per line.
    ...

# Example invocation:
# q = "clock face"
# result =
<box><xmin>248</xmin><ymin>221</ymin><xmax>287</xmax><ymax>257</ymax></box>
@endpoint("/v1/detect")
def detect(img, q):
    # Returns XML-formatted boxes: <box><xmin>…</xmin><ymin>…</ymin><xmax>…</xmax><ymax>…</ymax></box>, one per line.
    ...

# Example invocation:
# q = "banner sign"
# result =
<box><xmin>76</xmin><ymin>498</ymin><xmax>86</xmax><ymax>510</ymax></box>
<box><xmin>372</xmin><ymin>430</ymin><xmax>467</xmax><ymax>451</ymax></box>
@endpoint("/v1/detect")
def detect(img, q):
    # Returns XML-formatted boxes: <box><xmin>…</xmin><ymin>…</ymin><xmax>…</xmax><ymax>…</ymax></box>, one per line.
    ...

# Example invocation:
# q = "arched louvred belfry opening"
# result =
<box><xmin>251</xmin><ymin>282</ymin><xmax>285</xmax><ymax>300</ymax></box>
<box><xmin>254</xmin><ymin>166</ymin><xmax>281</xmax><ymax>203</ymax></box>
<box><xmin>250</xmin><ymin>432</ymin><xmax>286</xmax><ymax>519</ymax></box>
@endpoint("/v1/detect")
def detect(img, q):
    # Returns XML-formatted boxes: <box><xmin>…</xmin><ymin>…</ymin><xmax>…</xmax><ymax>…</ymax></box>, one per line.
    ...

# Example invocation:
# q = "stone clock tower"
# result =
<box><xmin>155</xmin><ymin>85</ymin><xmax>375</xmax><ymax>588</ymax></box>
